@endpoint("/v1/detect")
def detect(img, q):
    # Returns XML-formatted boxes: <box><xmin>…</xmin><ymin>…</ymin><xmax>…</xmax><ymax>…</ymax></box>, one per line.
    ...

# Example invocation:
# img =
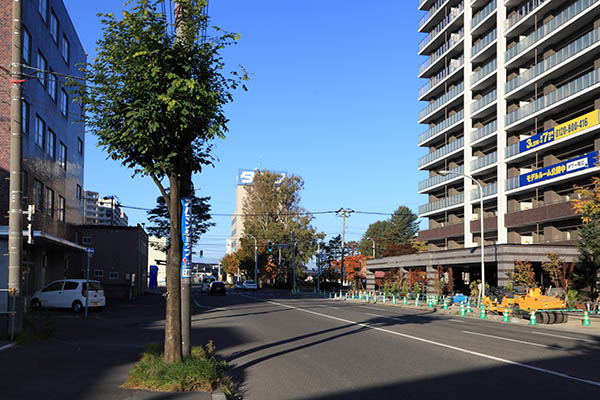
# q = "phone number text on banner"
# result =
<box><xmin>519</xmin><ymin>151</ymin><xmax>599</xmax><ymax>187</ymax></box>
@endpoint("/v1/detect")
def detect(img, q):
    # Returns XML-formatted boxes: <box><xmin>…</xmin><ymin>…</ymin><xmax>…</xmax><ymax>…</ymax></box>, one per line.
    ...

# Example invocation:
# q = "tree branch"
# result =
<box><xmin>152</xmin><ymin>173</ymin><xmax>171</xmax><ymax>214</ymax></box>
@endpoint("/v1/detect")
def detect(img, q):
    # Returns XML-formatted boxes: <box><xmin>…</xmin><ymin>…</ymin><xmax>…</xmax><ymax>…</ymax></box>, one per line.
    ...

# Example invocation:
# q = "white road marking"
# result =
<box><xmin>0</xmin><ymin>343</ymin><xmax>14</xmax><ymax>352</ymax></box>
<box><xmin>448</xmin><ymin>319</ymin><xmax>465</xmax><ymax>323</ymax></box>
<box><xmin>365</xmin><ymin>312</ymin><xmax>406</xmax><ymax>322</ymax></box>
<box><xmin>531</xmin><ymin>331</ymin><xmax>598</xmax><ymax>344</ymax></box>
<box><xmin>238</xmin><ymin>294</ymin><xmax>600</xmax><ymax>388</ymax></box>
<box><xmin>462</xmin><ymin>330</ymin><xmax>561</xmax><ymax>350</ymax></box>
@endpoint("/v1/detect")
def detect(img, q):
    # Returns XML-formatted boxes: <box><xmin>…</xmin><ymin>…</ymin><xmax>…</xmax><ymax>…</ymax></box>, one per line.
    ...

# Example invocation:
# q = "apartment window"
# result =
<box><xmin>35</xmin><ymin>115</ymin><xmax>45</xmax><ymax>147</ymax></box>
<box><xmin>46</xmin><ymin>129</ymin><xmax>56</xmax><ymax>158</ymax></box>
<box><xmin>82</xmin><ymin>236</ymin><xmax>92</xmax><ymax>245</ymax></box>
<box><xmin>22</xmin><ymin>101</ymin><xmax>29</xmax><ymax>135</ymax></box>
<box><xmin>33</xmin><ymin>179</ymin><xmax>43</xmax><ymax>213</ymax></box>
<box><xmin>60</xmin><ymin>89</ymin><xmax>68</xmax><ymax>116</ymax></box>
<box><xmin>48</xmin><ymin>70</ymin><xmax>56</xmax><ymax>101</ymax></box>
<box><xmin>58</xmin><ymin>142</ymin><xmax>66</xmax><ymax>169</ymax></box>
<box><xmin>23</xmin><ymin>28</ymin><xmax>31</xmax><ymax>64</ymax></box>
<box><xmin>77</xmin><ymin>138</ymin><xmax>83</xmax><ymax>154</ymax></box>
<box><xmin>61</xmin><ymin>35</ymin><xmax>69</xmax><ymax>64</ymax></box>
<box><xmin>50</xmin><ymin>11</ymin><xmax>58</xmax><ymax>42</ymax></box>
<box><xmin>76</xmin><ymin>184</ymin><xmax>82</xmax><ymax>201</ymax></box>
<box><xmin>46</xmin><ymin>187</ymin><xmax>54</xmax><ymax>217</ymax></box>
<box><xmin>109</xmin><ymin>272</ymin><xmax>119</xmax><ymax>280</ymax></box>
<box><xmin>58</xmin><ymin>195</ymin><xmax>65</xmax><ymax>221</ymax></box>
<box><xmin>94</xmin><ymin>269</ymin><xmax>104</xmax><ymax>278</ymax></box>
<box><xmin>37</xmin><ymin>52</ymin><xmax>47</xmax><ymax>87</ymax></box>
<box><xmin>38</xmin><ymin>0</ymin><xmax>47</xmax><ymax>23</ymax></box>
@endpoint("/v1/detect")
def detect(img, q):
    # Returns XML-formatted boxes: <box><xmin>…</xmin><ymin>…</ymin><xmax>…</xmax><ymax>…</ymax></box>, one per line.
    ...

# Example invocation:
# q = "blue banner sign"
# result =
<box><xmin>181</xmin><ymin>198</ymin><xmax>192</xmax><ymax>279</ymax></box>
<box><xmin>519</xmin><ymin>151</ymin><xmax>599</xmax><ymax>187</ymax></box>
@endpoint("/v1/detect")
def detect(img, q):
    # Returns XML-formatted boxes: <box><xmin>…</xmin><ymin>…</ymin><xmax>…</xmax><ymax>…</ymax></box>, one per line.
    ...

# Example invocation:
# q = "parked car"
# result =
<box><xmin>201</xmin><ymin>275</ymin><xmax>216</xmax><ymax>292</ymax></box>
<box><xmin>31</xmin><ymin>279</ymin><xmax>106</xmax><ymax>313</ymax></box>
<box><xmin>234</xmin><ymin>282</ymin><xmax>243</xmax><ymax>289</ymax></box>
<box><xmin>208</xmin><ymin>281</ymin><xmax>226</xmax><ymax>296</ymax></box>
<box><xmin>242</xmin><ymin>280</ymin><xmax>258</xmax><ymax>291</ymax></box>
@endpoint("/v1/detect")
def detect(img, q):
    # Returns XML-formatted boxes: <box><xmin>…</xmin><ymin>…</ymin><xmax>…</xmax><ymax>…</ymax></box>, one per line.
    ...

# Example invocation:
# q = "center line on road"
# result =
<box><xmin>462</xmin><ymin>330</ymin><xmax>561</xmax><ymax>350</ymax></box>
<box><xmin>531</xmin><ymin>331</ymin><xmax>598</xmax><ymax>344</ymax></box>
<box><xmin>238</xmin><ymin>294</ymin><xmax>600</xmax><ymax>388</ymax></box>
<box><xmin>365</xmin><ymin>312</ymin><xmax>406</xmax><ymax>322</ymax></box>
<box><xmin>448</xmin><ymin>319</ymin><xmax>465</xmax><ymax>323</ymax></box>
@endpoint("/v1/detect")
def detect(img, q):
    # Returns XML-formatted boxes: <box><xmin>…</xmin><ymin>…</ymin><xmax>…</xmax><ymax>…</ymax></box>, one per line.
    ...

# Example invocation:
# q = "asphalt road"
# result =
<box><xmin>192</xmin><ymin>289</ymin><xmax>600</xmax><ymax>400</ymax></box>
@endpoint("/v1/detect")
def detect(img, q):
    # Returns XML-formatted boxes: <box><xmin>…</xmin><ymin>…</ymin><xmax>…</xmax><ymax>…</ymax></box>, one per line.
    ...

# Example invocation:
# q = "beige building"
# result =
<box><xmin>148</xmin><ymin>236</ymin><xmax>167</xmax><ymax>287</ymax></box>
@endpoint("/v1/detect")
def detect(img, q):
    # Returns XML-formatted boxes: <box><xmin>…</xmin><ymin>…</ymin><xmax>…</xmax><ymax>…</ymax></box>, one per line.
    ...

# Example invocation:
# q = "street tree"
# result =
<box><xmin>71</xmin><ymin>0</ymin><xmax>246</xmax><ymax>362</ymax></box>
<box><xmin>220</xmin><ymin>252</ymin><xmax>240</xmax><ymax>277</ymax></box>
<box><xmin>358</xmin><ymin>206</ymin><xmax>419</xmax><ymax>257</ymax></box>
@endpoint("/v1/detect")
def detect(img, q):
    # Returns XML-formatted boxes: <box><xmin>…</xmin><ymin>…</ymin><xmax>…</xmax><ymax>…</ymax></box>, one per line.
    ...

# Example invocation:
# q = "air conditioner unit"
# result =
<box><xmin>520</xmin><ymin>167</ymin><xmax>532</xmax><ymax>174</ymax></box>
<box><xmin>450</xmin><ymin>58</ymin><xmax>461</xmax><ymax>67</ymax></box>
<box><xmin>451</xmin><ymin>33</ymin><xmax>460</xmax><ymax>41</ymax></box>
<box><xmin>520</xmin><ymin>202</ymin><xmax>533</xmax><ymax>210</ymax></box>
<box><xmin>519</xmin><ymin>100</ymin><xmax>530</xmax><ymax>107</ymax></box>
<box><xmin>521</xmin><ymin>235</ymin><xmax>533</xmax><ymax>245</ymax></box>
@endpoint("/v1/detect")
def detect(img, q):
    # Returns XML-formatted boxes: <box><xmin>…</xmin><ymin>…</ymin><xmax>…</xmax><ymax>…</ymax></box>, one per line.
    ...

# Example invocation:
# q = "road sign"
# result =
<box><xmin>86</xmin><ymin>248</ymin><xmax>95</xmax><ymax>256</ymax></box>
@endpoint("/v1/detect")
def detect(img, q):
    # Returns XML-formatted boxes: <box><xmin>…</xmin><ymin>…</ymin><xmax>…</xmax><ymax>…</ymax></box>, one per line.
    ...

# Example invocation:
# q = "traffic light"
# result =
<box><xmin>199</xmin><ymin>250</ymin><xmax>203</xmax><ymax>258</ymax></box>
<box><xmin>267</xmin><ymin>241</ymin><xmax>273</xmax><ymax>252</ymax></box>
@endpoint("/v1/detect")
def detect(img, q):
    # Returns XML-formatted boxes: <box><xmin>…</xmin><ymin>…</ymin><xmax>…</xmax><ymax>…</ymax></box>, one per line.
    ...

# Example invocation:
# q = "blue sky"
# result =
<box><xmin>62</xmin><ymin>0</ymin><xmax>425</xmax><ymax>263</ymax></box>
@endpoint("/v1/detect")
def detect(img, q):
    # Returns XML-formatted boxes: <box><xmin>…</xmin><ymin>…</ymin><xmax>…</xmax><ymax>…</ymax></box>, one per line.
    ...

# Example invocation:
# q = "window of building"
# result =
<box><xmin>48</xmin><ymin>69</ymin><xmax>56</xmax><ymax>101</ymax></box>
<box><xmin>109</xmin><ymin>272</ymin><xmax>119</xmax><ymax>280</ymax></box>
<box><xmin>76</xmin><ymin>184</ymin><xmax>82</xmax><ymax>201</ymax></box>
<box><xmin>58</xmin><ymin>195</ymin><xmax>65</xmax><ymax>221</ymax></box>
<box><xmin>38</xmin><ymin>0</ymin><xmax>47</xmax><ymax>23</ymax></box>
<box><xmin>60</xmin><ymin>89</ymin><xmax>68</xmax><ymax>117</ymax></box>
<box><xmin>46</xmin><ymin>129</ymin><xmax>55</xmax><ymax>158</ymax></box>
<box><xmin>58</xmin><ymin>142</ymin><xmax>66</xmax><ymax>169</ymax></box>
<box><xmin>50</xmin><ymin>10</ymin><xmax>58</xmax><ymax>42</ymax></box>
<box><xmin>33</xmin><ymin>179</ymin><xmax>43</xmax><ymax>213</ymax></box>
<box><xmin>45</xmin><ymin>187</ymin><xmax>54</xmax><ymax>217</ymax></box>
<box><xmin>82</xmin><ymin>235</ymin><xmax>92</xmax><ymax>245</ymax></box>
<box><xmin>37</xmin><ymin>52</ymin><xmax>47</xmax><ymax>87</ymax></box>
<box><xmin>23</xmin><ymin>28</ymin><xmax>31</xmax><ymax>64</ymax></box>
<box><xmin>61</xmin><ymin>35</ymin><xmax>69</xmax><ymax>64</ymax></box>
<box><xmin>94</xmin><ymin>269</ymin><xmax>104</xmax><ymax>278</ymax></box>
<box><xmin>34</xmin><ymin>115</ymin><xmax>45</xmax><ymax>147</ymax></box>
<box><xmin>22</xmin><ymin>101</ymin><xmax>29</xmax><ymax>135</ymax></box>
<box><xmin>78</xmin><ymin>138</ymin><xmax>83</xmax><ymax>154</ymax></box>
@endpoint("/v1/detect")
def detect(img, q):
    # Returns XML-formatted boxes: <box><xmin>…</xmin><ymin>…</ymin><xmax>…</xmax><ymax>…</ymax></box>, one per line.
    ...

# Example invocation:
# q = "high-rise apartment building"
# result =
<box><xmin>367</xmin><ymin>0</ymin><xmax>596</xmax><ymax>290</ymax></box>
<box><xmin>83</xmin><ymin>190</ymin><xmax>129</xmax><ymax>227</ymax></box>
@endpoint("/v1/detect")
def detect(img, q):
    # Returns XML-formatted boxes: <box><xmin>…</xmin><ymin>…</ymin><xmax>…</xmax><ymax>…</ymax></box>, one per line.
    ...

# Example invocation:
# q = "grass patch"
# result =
<box><xmin>123</xmin><ymin>341</ymin><xmax>236</xmax><ymax>395</ymax></box>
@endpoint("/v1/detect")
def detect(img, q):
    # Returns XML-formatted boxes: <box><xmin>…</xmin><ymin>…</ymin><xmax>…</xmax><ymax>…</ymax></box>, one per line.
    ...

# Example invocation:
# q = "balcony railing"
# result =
<box><xmin>419</xmin><ymin>2</ymin><xmax>464</xmax><ymax>52</ymax></box>
<box><xmin>419</xmin><ymin>27</ymin><xmax>465</xmax><ymax>75</ymax></box>
<box><xmin>419</xmin><ymin>0</ymin><xmax>449</xmax><ymax>29</ymax></box>
<box><xmin>418</xmin><ymin>109</ymin><xmax>464</xmax><ymax>144</ymax></box>
<box><xmin>419</xmin><ymin>165</ymin><xmax>464</xmax><ymax>191</ymax></box>
<box><xmin>419</xmin><ymin>192</ymin><xmax>464</xmax><ymax>215</ymax></box>
<box><xmin>471</xmin><ymin>88</ymin><xmax>497</xmax><ymax>113</ymax></box>
<box><xmin>506</xmin><ymin>0</ymin><xmax>599</xmax><ymax>62</ymax></box>
<box><xmin>471</xmin><ymin>58</ymin><xmax>496</xmax><ymax>85</ymax></box>
<box><xmin>418</xmin><ymin>81</ymin><xmax>464</xmax><ymax>121</ymax></box>
<box><xmin>472</xmin><ymin>28</ymin><xmax>496</xmax><ymax>57</ymax></box>
<box><xmin>505</xmin><ymin>142</ymin><xmax>519</xmax><ymax>158</ymax></box>
<box><xmin>419</xmin><ymin>55</ymin><xmax>464</xmax><ymax>98</ymax></box>
<box><xmin>506</xmin><ymin>0</ymin><xmax>548</xmax><ymax>31</ymax></box>
<box><xmin>471</xmin><ymin>151</ymin><xmax>497</xmax><ymax>171</ymax></box>
<box><xmin>506</xmin><ymin>68</ymin><xmax>600</xmax><ymax>126</ymax></box>
<box><xmin>419</xmin><ymin>137</ymin><xmax>464</xmax><ymax>167</ymax></box>
<box><xmin>506</xmin><ymin>27</ymin><xmax>600</xmax><ymax>94</ymax></box>
<box><xmin>471</xmin><ymin>119</ymin><xmax>497</xmax><ymax>142</ymax></box>
<box><xmin>472</xmin><ymin>181</ymin><xmax>497</xmax><ymax>200</ymax></box>
<box><xmin>472</xmin><ymin>0</ymin><xmax>497</xmax><ymax>29</ymax></box>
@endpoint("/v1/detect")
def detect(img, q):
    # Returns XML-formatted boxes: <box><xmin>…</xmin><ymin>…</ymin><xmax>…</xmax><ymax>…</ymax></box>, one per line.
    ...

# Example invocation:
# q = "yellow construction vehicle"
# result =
<box><xmin>483</xmin><ymin>287</ymin><xmax>569</xmax><ymax>324</ymax></box>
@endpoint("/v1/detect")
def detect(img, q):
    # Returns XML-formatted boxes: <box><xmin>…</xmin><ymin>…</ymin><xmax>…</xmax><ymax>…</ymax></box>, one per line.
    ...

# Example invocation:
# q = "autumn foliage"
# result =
<box><xmin>331</xmin><ymin>255</ymin><xmax>366</xmax><ymax>287</ymax></box>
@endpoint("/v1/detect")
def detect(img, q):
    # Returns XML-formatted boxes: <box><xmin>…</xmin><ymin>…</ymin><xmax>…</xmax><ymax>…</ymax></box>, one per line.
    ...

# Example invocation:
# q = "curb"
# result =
<box><xmin>0</xmin><ymin>343</ymin><xmax>15</xmax><ymax>352</ymax></box>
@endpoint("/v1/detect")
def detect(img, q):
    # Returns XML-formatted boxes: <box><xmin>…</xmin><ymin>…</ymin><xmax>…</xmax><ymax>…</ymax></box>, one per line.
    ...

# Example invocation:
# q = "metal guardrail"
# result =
<box><xmin>0</xmin><ymin>288</ymin><xmax>16</xmax><ymax>342</ymax></box>
<box><xmin>472</xmin><ymin>28</ymin><xmax>496</xmax><ymax>57</ymax></box>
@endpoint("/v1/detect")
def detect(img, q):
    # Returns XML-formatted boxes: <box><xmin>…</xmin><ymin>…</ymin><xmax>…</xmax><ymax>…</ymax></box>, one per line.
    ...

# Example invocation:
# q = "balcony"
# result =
<box><xmin>419</xmin><ymin>0</ymin><xmax>449</xmax><ymax>30</ymax></box>
<box><xmin>505</xmin><ymin>0</ymin><xmax>548</xmax><ymax>32</ymax></box>
<box><xmin>419</xmin><ymin>222</ymin><xmax>464</xmax><ymax>241</ymax></box>
<box><xmin>471</xmin><ymin>151</ymin><xmax>497</xmax><ymax>171</ymax></box>
<box><xmin>471</xmin><ymin>88</ymin><xmax>497</xmax><ymax>114</ymax></box>
<box><xmin>505</xmin><ymin>200</ymin><xmax>579</xmax><ymax>228</ymax></box>
<box><xmin>505</xmin><ymin>0</ymin><xmax>599</xmax><ymax>63</ymax></box>
<box><xmin>471</xmin><ymin>58</ymin><xmax>496</xmax><ymax>86</ymax></box>
<box><xmin>472</xmin><ymin>28</ymin><xmax>497</xmax><ymax>58</ymax></box>
<box><xmin>505</xmin><ymin>68</ymin><xmax>600</xmax><ymax>128</ymax></box>
<box><xmin>471</xmin><ymin>119</ymin><xmax>497</xmax><ymax>143</ymax></box>
<box><xmin>471</xmin><ymin>181</ymin><xmax>497</xmax><ymax>200</ymax></box>
<box><xmin>419</xmin><ymin>192</ymin><xmax>464</xmax><ymax>215</ymax></box>
<box><xmin>505</xmin><ymin>26</ymin><xmax>600</xmax><ymax>97</ymax></box>
<box><xmin>419</xmin><ymin>28</ymin><xmax>465</xmax><ymax>77</ymax></box>
<box><xmin>418</xmin><ymin>109</ymin><xmax>464</xmax><ymax>145</ymax></box>
<box><xmin>418</xmin><ymin>137</ymin><xmax>465</xmax><ymax>169</ymax></box>
<box><xmin>472</xmin><ymin>0</ymin><xmax>497</xmax><ymax>30</ymax></box>
<box><xmin>419</xmin><ymin>56</ymin><xmax>464</xmax><ymax>100</ymax></box>
<box><xmin>418</xmin><ymin>81</ymin><xmax>464</xmax><ymax>123</ymax></box>
<box><xmin>419</xmin><ymin>165</ymin><xmax>464</xmax><ymax>192</ymax></box>
<box><xmin>419</xmin><ymin>2</ymin><xmax>464</xmax><ymax>55</ymax></box>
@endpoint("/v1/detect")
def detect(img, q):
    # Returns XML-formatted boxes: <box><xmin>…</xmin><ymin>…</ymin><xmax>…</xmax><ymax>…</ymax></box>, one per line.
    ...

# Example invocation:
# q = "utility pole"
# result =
<box><xmin>337</xmin><ymin>208</ymin><xmax>354</xmax><ymax>290</ymax></box>
<box><xmin>291</xmin><ymin>231</ymin><xmax>296</xmax><ymax>292</ymax></box>
<box><xmin>316</xmin><ymin>241</ymin><xmax>321</xmax><ymax>292</ymax></box>
<box><xmin>8</xmin><ymin>0</ymin><xmax>23</xmax><ymax>334</ymax></box>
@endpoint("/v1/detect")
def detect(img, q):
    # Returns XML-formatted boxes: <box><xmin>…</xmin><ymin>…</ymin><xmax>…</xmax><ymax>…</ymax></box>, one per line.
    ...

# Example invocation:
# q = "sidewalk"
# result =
<box><xmin>0</xmin><ymin>293</ymin><xmax>213</xmax><ymax>400</ymax></box>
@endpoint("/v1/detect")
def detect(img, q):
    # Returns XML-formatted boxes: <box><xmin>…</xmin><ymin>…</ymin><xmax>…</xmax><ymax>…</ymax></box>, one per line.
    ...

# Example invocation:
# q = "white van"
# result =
<box><xmin>201</xmin><ymin>275</ymin><xmax>216</xmax><ymax>292</ymax></box>
<box><xmin>31</xmin><ymin>279</ymin><xmax>106</xmax><ymax>312</ymax></box>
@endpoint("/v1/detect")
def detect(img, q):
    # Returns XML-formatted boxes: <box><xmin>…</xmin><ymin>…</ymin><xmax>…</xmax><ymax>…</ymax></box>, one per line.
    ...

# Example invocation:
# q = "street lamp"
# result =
<box><xmin>366</xmin><ymin>237</ymin><xmax>375</xmax><ymax>258</ymax></box>
<box><xmin>244</xmin><ymin>234</ymin><xmax>258</xmax><ymax>285</ymax></box>
<box><xmin>439</xmin><ymin>170</ymin><xmax>485</xmax><ymax>304</ymax></box>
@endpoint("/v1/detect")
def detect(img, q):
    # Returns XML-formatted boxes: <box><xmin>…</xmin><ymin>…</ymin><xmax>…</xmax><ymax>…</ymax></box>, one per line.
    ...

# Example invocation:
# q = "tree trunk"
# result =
<box><xmin>164</xmin><ymin>172</ymin><xmax>182</xmax><ymax>363</ymax></box>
